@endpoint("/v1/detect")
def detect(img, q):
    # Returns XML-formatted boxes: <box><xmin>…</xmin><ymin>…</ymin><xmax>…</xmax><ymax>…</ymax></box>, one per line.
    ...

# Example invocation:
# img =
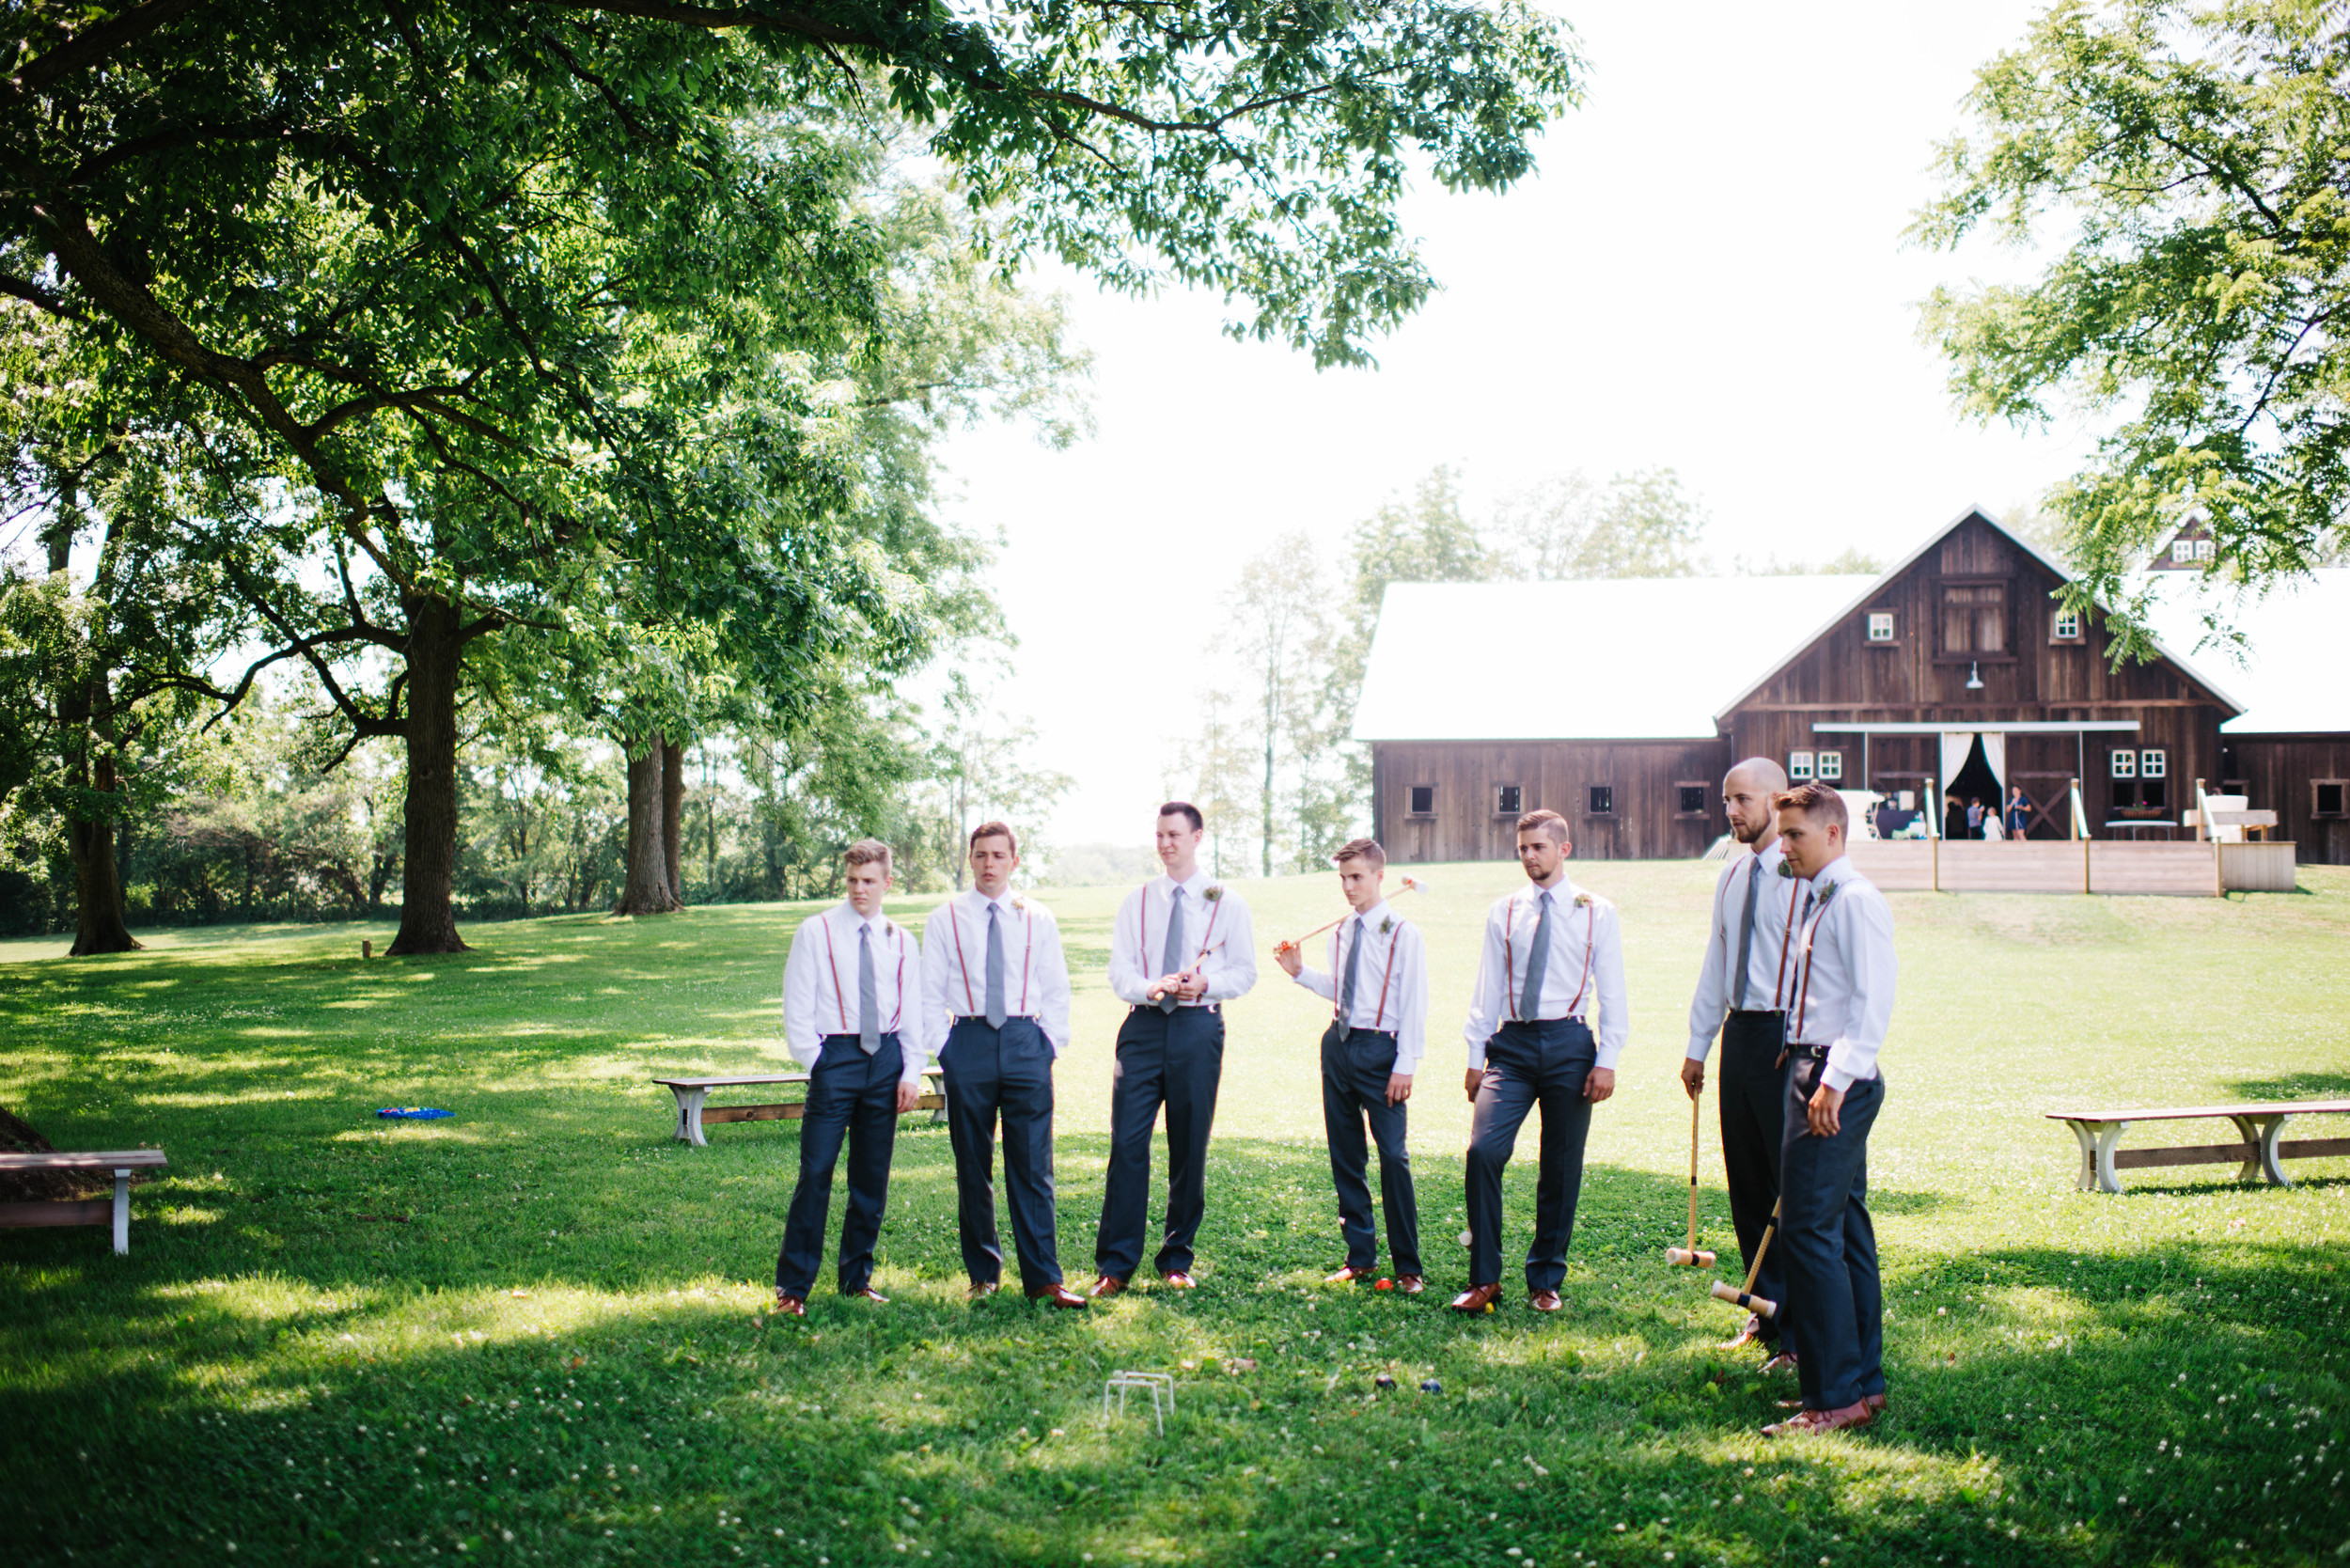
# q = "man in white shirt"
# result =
<box><xmin>1090</xmin><ymin>801</ymin><xmax>1259</xmax><ymax>1295</ymax></box>
<box><xmin>1682</xmin><ymin>758</ymin><xmax>1799</xmax><ymax>1359</ymax></box>
<box><xmin>774</xmin><ymin>839</ymin><xmax>927</xmax><ymax>1318</ymax></box>
<box><xmin>921</xmin><ymin>822</ymin><xmax>1084</xmax><ymax>1309</ymax></box>
<box><xmin>1454</xmin><ymin>808</ymin><xmax>1629</xmax><ymax>1314</ymax></box>
<box><xmin>1761</xmin><ymin>784</ymin><xmax>1897</xmax><ymax>1437</ymax></box>
<box><xmin>1276</xmin><ymin>837</ymin><xmax>1425</xmax><ymax>1293</ymax></box>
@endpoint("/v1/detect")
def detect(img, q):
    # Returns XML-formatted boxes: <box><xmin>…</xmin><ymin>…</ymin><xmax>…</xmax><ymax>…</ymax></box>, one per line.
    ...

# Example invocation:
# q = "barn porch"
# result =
<box><xmin>1846</xmin><ymin>838</ymin><xmax>2299</xmax><ymax>896</ymax></box>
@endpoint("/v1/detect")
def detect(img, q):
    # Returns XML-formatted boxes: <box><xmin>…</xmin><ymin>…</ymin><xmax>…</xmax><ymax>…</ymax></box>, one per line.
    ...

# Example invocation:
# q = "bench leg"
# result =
<box><xmin>2067</xmin><ymin>1120</ymin><xmax>2128</xmax><ymax>1193</ymax></box>
<box><xmin>112</xmin><ymin>1168</ymin><xmax>131</xmax><ymax>1255</ymax></box>
<box><xmin>2232</xmin><ymin>1114</ymin><xmax>2291</xmax><ymax>1186</ymax></box>
<box><xmin>671</xmin><ymin>1088</ymin><xmax>711</xmax><ymax>1148</ymax></box>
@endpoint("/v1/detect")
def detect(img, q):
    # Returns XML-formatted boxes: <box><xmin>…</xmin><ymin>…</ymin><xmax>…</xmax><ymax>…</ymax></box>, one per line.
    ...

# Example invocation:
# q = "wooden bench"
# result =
<box><xmin>0</xmin><ymin>1149</ymin><xmax>169</xmax><ymax>1253</ymax></box>
<box><xmin>654</xmin><ymin>1069</ymin><xmax>947</xmax><ymax>1147</ymax></box>
<box><xmin>2047</xmin><ymin>1101</ymin><xmax>2350</xmax><ymax>1193</ymax></box>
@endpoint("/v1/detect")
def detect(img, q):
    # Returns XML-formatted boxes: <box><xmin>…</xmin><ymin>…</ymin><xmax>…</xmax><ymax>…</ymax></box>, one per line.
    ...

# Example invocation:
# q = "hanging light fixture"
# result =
<box><xmin>1966</xmin><ymin>660</ymin><xmax>1985</xmax><ymax>691</ymax></box>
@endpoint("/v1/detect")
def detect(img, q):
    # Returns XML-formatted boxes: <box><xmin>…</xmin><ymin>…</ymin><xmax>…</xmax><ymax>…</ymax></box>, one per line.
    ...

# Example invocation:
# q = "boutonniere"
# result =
<box><xmin>1010</xmin><ymin>894</ymin><xmax>1028</xmax><ymax>913</ymax></box>
<box><xmin>1814</xmin><ymin>881</ymin><xmax>1840</xmax><ymax>909</ymax></box>
<box><xmin>1202</xmin><ymin>884</ymin><xmax>1225</xmax><ymax>903</ymax></box>
<box><xmin>1573</xmin><ymin>891</ymin><xmax>1594</xmax><ymax>909</ymax></box>
<box><xmin>1777</xmin><ymin>858</ymin><xmax>1797</xmax><ymax>879</ymax></box>
<box><xmin>1378</xmin><ymin>915</ymin><xmax>1394</xmax><ymax>936</ymax></box>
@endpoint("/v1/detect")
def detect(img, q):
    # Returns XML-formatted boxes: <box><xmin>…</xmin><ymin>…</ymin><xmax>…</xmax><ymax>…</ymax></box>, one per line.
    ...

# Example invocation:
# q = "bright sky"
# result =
<box><xmin>942</xmin><ymin>1</ymin><xmax>2095</xmax><ymax>849</ymax></box>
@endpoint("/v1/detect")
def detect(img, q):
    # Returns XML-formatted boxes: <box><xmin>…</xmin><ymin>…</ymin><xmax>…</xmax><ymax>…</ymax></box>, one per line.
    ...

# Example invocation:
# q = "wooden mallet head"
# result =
<box><xmin>1710</xmin><ymin>1279</ymin><xmax>1777</xmax><ymax>1319</ymax></box>
<box><xmin>1665</xmin><ymin>1247</ymin><xmax>1716</xmax><ymax>1268</ymax></box>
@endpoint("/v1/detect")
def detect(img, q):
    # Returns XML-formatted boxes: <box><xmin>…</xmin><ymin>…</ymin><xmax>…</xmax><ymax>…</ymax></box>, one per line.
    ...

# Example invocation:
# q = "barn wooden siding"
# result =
<box><xmin>1371</xmin><ymin>739</ymin><xmax>1731</xmax><ymax>863</ymax></box>
<box><xmin>2227</xmin><ymin>734</ymin><xmax>2350</xmax><ymax>865</ymax></box>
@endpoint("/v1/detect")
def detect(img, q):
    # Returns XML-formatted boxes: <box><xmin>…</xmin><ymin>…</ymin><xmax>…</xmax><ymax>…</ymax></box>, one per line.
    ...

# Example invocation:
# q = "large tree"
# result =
<box><xmin>1915</xmin><ymin>0</ymin><xmax>2350</xmax><ymax>644</ymax></box>
<box><xmin>3</xmin><ymin>1</ymin><xmax>1579</xmax><ymax>949</ymax></box>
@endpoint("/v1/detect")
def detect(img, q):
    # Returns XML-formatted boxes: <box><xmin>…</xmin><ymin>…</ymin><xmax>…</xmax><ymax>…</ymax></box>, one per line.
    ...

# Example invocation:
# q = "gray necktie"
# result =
<box><xmin>1339</xmin><ymin>916</ymin><xmax>1364</xmax><ymax>1022</ymax></box>
<box><xmin>1732</xmin><ymin>856</ymin><xmax>1762</xmax><ymax>1010</ymax></box>
<box><xmin>1158</xmin><ymin>886</ymin><xmax>1186</xmax><ymax>1014</ymax></box>
<box><xmin>984</xmin><ymin>903</ymin><xmax>1007</xmax><ymax>1029</ymax></box>
<box><xmin>1518</xmin><ymin>889</ymin><xmax>1552</xmax><ymax>1022</ymax></box>
<box><xmin>857</xmin><ymin>924</ymin><xmax>880</xmax><ymax>1055</ymax></box>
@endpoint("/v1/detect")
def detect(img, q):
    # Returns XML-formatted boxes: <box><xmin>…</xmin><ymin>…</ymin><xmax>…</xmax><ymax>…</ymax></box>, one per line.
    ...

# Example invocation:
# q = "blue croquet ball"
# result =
<box><xmin>1374</xmin><ymin>1373</ymin><xmax>1396</xmax><ymax>1389</ymax></box>
<box><xmin>1418</xmin><ymin>1379</ymin><xmax>1442</xmax><ymax>1395</ymax></box>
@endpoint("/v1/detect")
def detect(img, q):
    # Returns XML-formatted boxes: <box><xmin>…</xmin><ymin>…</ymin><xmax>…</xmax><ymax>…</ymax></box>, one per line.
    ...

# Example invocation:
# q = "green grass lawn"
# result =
<box><xmin>4</xmin><ymin>859</ymin><xmax>2349</xmax><ymax>1568</ymax></box>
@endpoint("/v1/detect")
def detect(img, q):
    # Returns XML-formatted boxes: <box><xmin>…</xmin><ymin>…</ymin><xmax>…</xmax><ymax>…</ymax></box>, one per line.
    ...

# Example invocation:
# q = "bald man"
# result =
<box><xmin>1683</xmin><ymin>758</ymin><xmax>1800</xmax><ymax>1362</ymax></box>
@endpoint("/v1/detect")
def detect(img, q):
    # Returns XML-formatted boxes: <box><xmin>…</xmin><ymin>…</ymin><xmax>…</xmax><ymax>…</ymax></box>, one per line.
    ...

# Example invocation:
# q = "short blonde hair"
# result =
<box><xmin>844</xmin><ymin>839</ymin><xmax>894</xmax><ymax>874</ymax></box>
<box><xmin>1515</xmin><ymin>808</ymin><xmax>1569</xmax><ymax>845</ymax></box>
<box><xmin>1334</xmin><ymin>837</ymin><xmax>1386</xmax><ymax>872</ymax></box>
<box><xmin>1773</xmin><ymin>783</ymin><xmax>1847</xmax><ymax>834</ymax></box>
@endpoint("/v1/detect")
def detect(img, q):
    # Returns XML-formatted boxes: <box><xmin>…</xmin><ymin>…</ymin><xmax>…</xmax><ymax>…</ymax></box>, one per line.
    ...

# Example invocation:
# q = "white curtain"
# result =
<box><xmin>1981</xmin><ymin>731</ymin><xmax>2006</xmax><ymax>794</ymax></box>
<box><xmin>1938</xmin><ymin>731</ymin><xmax>1972</xmax><ymax>798</ymax></box>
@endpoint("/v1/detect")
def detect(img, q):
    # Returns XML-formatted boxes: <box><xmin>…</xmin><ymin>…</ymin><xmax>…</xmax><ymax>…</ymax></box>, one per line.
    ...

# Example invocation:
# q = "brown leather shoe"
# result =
<box><xmin>1394</xmin><ymin>1275</ymin><xmax>1425</xmax><ymax>1295</ymax></box>
<box><xmin>1324</xmin><ymin>1264</ymin><xmax>1375</xmax><ymax>1285</ymax></box>
<box><xmin>1864</xmin><ymin>1392</ymin><xmax>1887</xmax><ymax>1415</ymax></box>
<box><xmin>966</xmin><ymin>1280</ymin><xmax>1000</xmax><ymax>1302</ymax></box>
<box><xmin>1717</xmin><ymin>1314</ymin><xmax>1767</xmax><ymax>1352</ymax></box>
<box><xmin>1761</xmin><ymin>1349</ymin><xmax>1800</xmax><ymax>1374</ymax></box>
<box><xmin>1763</xmin><ymin>1399</ymin><xmax>1873</xmax><ymax>1438</ymax></box>
<box><xmin>1088</xmin><ymin>1274</ymin><xmax>1126</xmax><ymax>1299</ymax></box>
<box><xmin>1027</xmin><ymin>1282</ymin><xmax>1088</xmax><ymax>1309</ymax></box>
<box><xmin>1159</xmin><ymin>1269</ymin><xmax>1197</xmax><ymax>1289</ymax></box>
<box><xmin>774</xmin><ymin>1293</ymin><xmax>806</xmax><ymax>1318</ymax></box>
<box><xmin>845</xmin><ymin>1286</ymin><xmax>889</xmax><ymax>1304</ymax></box>
<box><xmin>1528</xmin><ymin>1288</ymin><xmax>1563</xmax><ymax>1312</ymax></box>
<box><xmin>1449</xmin><ymin>1282</ymin><xmax>1505</xmax><ymax>1314</ymax></box>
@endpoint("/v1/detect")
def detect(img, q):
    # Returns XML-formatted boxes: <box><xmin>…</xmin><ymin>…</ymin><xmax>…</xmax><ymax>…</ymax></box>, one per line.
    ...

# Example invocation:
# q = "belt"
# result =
<box><xmin>1130</xmin><ymin>1002</ymin><xmax>1219</xmax><ymax>1014</ymax></box>
<box><xmin>1336</xmin><ymin>1026</ymin><xmax>1399</xmax><ymax>1042</ymax></box>
<box><xmin>1729</xmin><ymin>1008</ymin><xmax>1784</xmax><ymax>1019</ymax></box>
<box><xmin>952</xmin><ymin>1015</ymin><xmax>1039</xmax><ymax>1026</ymax></box>
<box><xmin>1503</xmin><ymin>1014</ymin><xmax>1587</xmax><ymax>1027</ymax></box>
<box><xmin>1788</xmin><ymin>1042</ymin><xmax>1830</xmax><ymax>1058</ymax></box>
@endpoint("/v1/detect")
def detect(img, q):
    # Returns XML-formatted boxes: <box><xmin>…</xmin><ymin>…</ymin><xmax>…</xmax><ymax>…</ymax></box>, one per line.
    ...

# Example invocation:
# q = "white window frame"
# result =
<box><xmin>2053</xmin><ymin>607</ymin><xmax>2080</xmax><ymax>640</ymax></box>
<box><xmin>2110</xmin><ymin>750</ymin><xmax>2137</xmax><ymax>779</ymax></box>
<box><xmin>1865</xmin><ymin>612</ymin><xmax>1895</xmax><ymax>642</ymax></box>
<box><xmin>1789</xmin><ymin>750</ymin><xmax>1815</xmax><ymax>781</ymax></box>
<box><xmin>1815</xmin><ymin>751</ymin><xmax>1842</xmax><ymax>781</ymax></box>
<box><xmin>2172</xmin><ymin>539</ymin><xmax>2196</xmax><ymax>563</ymax></box>
<box><xmin>2195</xmin><ymin>539</ymin><xmax>2216</xmax><ymax>562</ymax></box>
<box><xmin>2139</xmin><ymin>749</ymin><xmax>2168</xmax><ymax>779</ymax></box>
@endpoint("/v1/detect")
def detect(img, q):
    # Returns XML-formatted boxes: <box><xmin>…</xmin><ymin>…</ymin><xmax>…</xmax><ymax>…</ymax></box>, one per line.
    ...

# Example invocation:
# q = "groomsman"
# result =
<box><xmin>1454</xmin><ymin>808</ymin><xmax>1629</xmax><ymax>1313</ymax></box>
<box><xmin>1683</xmin><ymin>758</ymin><xmax>1800</xmax><ymax>1362</ymax></box>
<box><xmin>774</xmin><ymin>839</ymin><xmax>928</xmax><ymax>1318</ymax></box>
<box><xmin>1276</xmin><ymin>837</ymin><xmax>1425</xmax><ymax>1293</ymax></box>
<box><xmin>1091</xmin><ymin>802</ymin><xmax>1258</xmax><ymax>1295</ymax></box>
<box><xmin>1761</xmin><ymin>783</ymin><xmax>1897</xmax><ymax>1437</ymax></box>
<box><xmin>921</xmin><ymin>822</ymin><xmax>1085</xmax><ymax>1309</ymax></box>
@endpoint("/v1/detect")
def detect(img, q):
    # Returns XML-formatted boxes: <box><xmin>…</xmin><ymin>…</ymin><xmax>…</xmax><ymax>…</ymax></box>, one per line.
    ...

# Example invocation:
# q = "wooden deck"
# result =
<box><xmin>1846</xmin><ymin>839</ymin><xmax>2296</xmax><ymax>896</ymax></box>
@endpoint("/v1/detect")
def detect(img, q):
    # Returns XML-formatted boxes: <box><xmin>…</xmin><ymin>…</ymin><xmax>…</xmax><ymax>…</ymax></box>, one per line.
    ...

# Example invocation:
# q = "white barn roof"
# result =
<box><xmin>1352</xmin><ymin>576</ymin><xmax>1876</xmax><ymax>742</ymax></box>
<box><xmin>2142</xmin><ymin>567</ymin><xmax>2350</xmax><ymax>734</ymax></box>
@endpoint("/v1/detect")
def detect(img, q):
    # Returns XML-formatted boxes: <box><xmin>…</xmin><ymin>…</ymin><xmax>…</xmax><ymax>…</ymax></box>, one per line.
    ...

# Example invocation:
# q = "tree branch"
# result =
<box><xmin>5</xmin><ymin>0</ymin><xmax>212</xmax><ymax>102</ymax></box>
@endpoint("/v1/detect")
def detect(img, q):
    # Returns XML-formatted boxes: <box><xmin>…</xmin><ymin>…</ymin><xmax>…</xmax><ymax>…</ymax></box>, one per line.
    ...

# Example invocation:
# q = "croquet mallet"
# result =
<box><xmin>1663</xmin><ymin>1090</ymin><xmax>1715</xmax><ymax>1267</ymax></box>
<box><xmin>1707</xmin><ymin>1197</ymin><xmax>1779</xmax><ymax>1319</ymax></box>
<box><xmin>1271</xmin><ymin>874</ymin><xmax>1428</xmax><ymax>957</ymax></box>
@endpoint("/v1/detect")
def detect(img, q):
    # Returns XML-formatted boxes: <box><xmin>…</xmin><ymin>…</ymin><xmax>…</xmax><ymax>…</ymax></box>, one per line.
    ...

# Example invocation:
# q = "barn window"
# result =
<box><xmin>1586</xmin><ymin>784</ymin><xmax>1614</xmax><ymax>817</ymax></box>
<box><xmin>1939</xmin><ymin>580</ymin><xmax>2009</xmax><ymax>656</ymax></box>
<box><xmin>2052</xmin><ymin>607</ymin><xmax>2081</xmax><ymax>641</ymax></box>
<box><xmin>1675</xmin><ymin>783</ymin><xmax>1709</xmax><ymax>816</ymax></box>
<box><xmin>1407</xmin><ymin>784</ymin><xmax>1435</xmax><ymax>817</ymax></box>
<box><xmin>1789</xmin><ymin>750</ymin><xmax>1815</xmax><ymax>781</ymax></box>
<box><xmin>2109</xmin><ymin>750</ymin><xmax>2137</xmax><ymax>779</ymax></box>
<box><xmin>2197</xmin><ymin>539</ymin><xmax>2216</xmax><ymax>561</ymax></box>
<box><xmin>1866</xmin><ymin>611</ymin><xmax>1895</xmax><ymax>642</ymax></box>
<box><xmin>2172</xmin><ymin>539</ymin><xmax>2196</xmax><ymax>564</ymax></box>
<box><xmin>1816</xmin><ymin>751</ymin><xmax>1843</xmax><ymax>781</ymax></box>
<box><xmin>2138</xmin><ymin>749</ymin><xmax>2167</xmax><ymax>779</ymax></box>
<box><xmin>1494</xmin><ymin>783</ymin><xmax>1522</xmax><ymax>816</ymax></box>
<box><xmin>2316</xmin><ymin>781</ymin><xmax>2347</xmax><ymax>817</ymax></box>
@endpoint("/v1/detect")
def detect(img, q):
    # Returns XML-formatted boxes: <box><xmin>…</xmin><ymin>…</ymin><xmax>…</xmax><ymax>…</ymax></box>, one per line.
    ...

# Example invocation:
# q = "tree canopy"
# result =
<box><xmin>1915</xmin><ymin>0</ymin><xmax>2350</xmax><ymax>643</ymax></box>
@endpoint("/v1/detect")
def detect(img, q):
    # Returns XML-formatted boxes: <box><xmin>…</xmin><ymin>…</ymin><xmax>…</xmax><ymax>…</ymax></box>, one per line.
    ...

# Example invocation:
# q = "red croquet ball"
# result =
<box><xmin>1374</xmin><ymin>1278</ymin><xmax>1393</xmax><ymax>1291</ymax></box>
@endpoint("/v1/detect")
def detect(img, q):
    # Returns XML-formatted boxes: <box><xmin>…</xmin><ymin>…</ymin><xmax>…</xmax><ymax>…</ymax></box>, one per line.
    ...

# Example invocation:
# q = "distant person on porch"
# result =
<box><xmin>2004</xmin><ymin>785</ymin><xmax>2032</xmax><ymax>839</ymax></box>
<box><xmin>1966</xmin><ymin>797</ymin><xmax>1985</xmax><ymax>839</ymax></box>
<box><xmin>1943</xmin><ymin>793</ymin><xmax>1966</xmax><ymax>842</ymax></box>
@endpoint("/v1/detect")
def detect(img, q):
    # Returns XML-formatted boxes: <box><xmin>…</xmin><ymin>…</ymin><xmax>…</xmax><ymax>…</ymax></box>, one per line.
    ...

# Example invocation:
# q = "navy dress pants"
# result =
<box><xmin>1094</xmin><ymin>1005</ymin><xmax>1224</xmax><ymax>1281</ymax></box>
<box><xmin>776</xmin><ymin>1033</ymin><xmax>902</xmax><ymax>1297</ymax></box>
<box><xmin>1779</xmin><ymin>1060</ymin><xmax>1885</xmax><ymax>1412</ymax></box>
<box><xmin>1465</xmin><ymin>1019</ymin><xmax>1596</xmax><ymax>1293</ymax></box>
<box><xmin>1718</xmin><ymin>1009</ymin><xmax>1793</xmax><ymax>1342</ymax></box>
<box><xmin>1321</xmin><ymin>1025</ymin><xmax>1421</xmax><ymax>1276</ymax></box>
<box><xmin>940</xmin><ymin>1017</ymin><xmax>1062</xmax><ymax>1293</ymax></box>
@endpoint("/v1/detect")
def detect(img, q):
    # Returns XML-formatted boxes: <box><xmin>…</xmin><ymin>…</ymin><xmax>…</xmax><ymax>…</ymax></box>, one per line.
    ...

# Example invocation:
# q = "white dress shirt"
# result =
<box><xmin>920</xmin><ymin>889</ymin><xmax>1073</xmax><ymax>1057</ymax></box>
<box><xmin>1463</xmin><ymin>875</ymin><xmax>1630</xmax><ymax>1070</ymax></box>
<box><xmin>780</xmin><ymin>902</ymin><xmax>927</xmax><ymax>1086</ymax></box>
<box><xmin>1107</xmin><ymin>871</ymin><xmax>1259</xmax><ymax>1006</ymax></box>
<box><xmin>1289</xmin><ymin>900</ymin><xmax>1428</xmax><ymax>1074</ymax></box>
<box><xmin>1781</xmin><ymin>855</ymin><xmax>1898</xmax><ymax>1092</ymax></box>
<box><xmin>1684</xmin><ymin>839</ymin><xmax>1805</xmax><ymax>1060</ymax></box>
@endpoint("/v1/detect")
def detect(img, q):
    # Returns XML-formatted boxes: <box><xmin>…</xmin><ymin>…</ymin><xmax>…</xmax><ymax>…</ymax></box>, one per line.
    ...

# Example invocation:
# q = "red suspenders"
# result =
<box><xmin>1502</xmin><ymin>890</ymin><xmax>1594</xmax><ymax>1023</ymax></box>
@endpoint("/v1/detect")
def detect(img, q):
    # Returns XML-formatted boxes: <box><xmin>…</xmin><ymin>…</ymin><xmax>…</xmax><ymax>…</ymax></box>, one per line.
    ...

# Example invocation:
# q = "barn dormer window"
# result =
<box><xmin>1939</xmin><ymin>579</ymin><xmax>2010</xmax><ymax>659</ymax></box>
<box><xmin>1408</xmin><ymin>784</ymin><xmax>1435</xmax><ymax>817</ymax></box>
<box><xmin>2052</xmin><ymin>607</ymin><xmax>2081</xmax><ymax>641</ymax></box>
<box><xmin>1866</xmin><ymin>611</ymin><xmax>1895</xmax><ymax>642</ymax></box>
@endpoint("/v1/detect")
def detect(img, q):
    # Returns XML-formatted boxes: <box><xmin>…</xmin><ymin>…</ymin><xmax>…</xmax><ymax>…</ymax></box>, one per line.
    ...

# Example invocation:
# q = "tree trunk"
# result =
<box><xmin>62</xmin><ymin>668</ymin><xmax>141</xmax><ymax>957</ymax></box>
<box><xmin>661</xmin><ymin>737</ymin><xmax>685</xmax><ymax>902</ymax></box>
<box><xmin>387</xmin><ymin>595</ymin><xmax>470</xmax><ymax>954</ymax></box>
<box><xmin>613</xmin><ymin>733</ymin><xmax>682</xmax><ymax>915</ymax></box>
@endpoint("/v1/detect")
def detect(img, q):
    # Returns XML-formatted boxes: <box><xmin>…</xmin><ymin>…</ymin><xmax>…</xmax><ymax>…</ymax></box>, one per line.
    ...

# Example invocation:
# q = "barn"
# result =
<box><xmin>1354</xmin><ymin>506</ymin><xmax>2350</xmax><ymax>870</ymax></box>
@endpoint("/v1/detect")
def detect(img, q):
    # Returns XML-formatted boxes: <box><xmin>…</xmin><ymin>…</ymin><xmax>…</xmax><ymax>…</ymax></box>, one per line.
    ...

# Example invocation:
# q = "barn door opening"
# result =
<box><xmin>1940</xmin><ymin>731</ymin><xmax>2004</xmax><ymax>838</ymax></box>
